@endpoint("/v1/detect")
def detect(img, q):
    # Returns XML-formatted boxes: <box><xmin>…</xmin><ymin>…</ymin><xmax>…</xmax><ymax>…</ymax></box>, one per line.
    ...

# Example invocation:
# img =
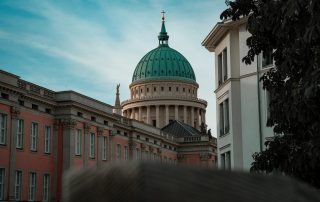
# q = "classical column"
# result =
<box><xmin>62</xmin><ymin>118</ymin><xmax>77</xmax><ymax>171</ymax></box>
<box><xmin>146</xmin><ymin>106</ymin><xmax>151</xmax><ymax>124</ymax></box>
<box><xmin>196</xmin><ymin>108</ymin><xmax>200</xmax><ymax>129</ymax></box>
<box><xmin>84</xmin><ymin>123</ymin><xmax>91</xmax><ymax>168</ymax></box>
<box><xmin>8</xmin><ymin>106</ymin><xmax>20</xmax><ymax>200</ymax></box>
<box><xmin>165</xmin><ymin>105</ymin><xmax>169</xmax><ymax>125</ymax></box>
<box><xmin>97</xmin><ymin>127</ymin><xmax>104</xmax><ymax>167</ymax></box>
<box><xmin>203</xmin><ymin>110</ymin><xmax>206</xmax><ymax>124</ymax></box>
<box><xmin>191</xmin><ymin>107</ymin><xmax>194</xmax><ymax>127</ymax></box>
<box><xmin>175</xmin><ymin>105</ymin><xmax>179</xmax><ymax>120</ymax></box>
<box><xmin>156</xmin><ymin>105</ymin><xmax>160</xmax><ymax>128</ymax></box>
<box><xmin>138</xmin><ymin>107</ymin><xmax>142</xmax><ymax>121</ymax></box>
<box><xmin>52</xmin><ymin>121</ymin><xmax>60</xmax><ymax>202</ymax></box>
<box><xmin>183</xmin><ymin>106</ymin><xmax>187</xmax><ymax>123</ymax></box>
<box><xmin>131</xmin><ymin>108</ymin><xmax>135</xmax><ymax>119</ymax></box>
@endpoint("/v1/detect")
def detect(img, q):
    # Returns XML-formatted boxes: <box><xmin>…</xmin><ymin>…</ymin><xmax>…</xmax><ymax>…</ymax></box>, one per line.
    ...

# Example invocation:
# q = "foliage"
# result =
<box><xmin>220</xmin><ymin>0</ymin><xmax>320</xmax><ymax>188</ymax></box>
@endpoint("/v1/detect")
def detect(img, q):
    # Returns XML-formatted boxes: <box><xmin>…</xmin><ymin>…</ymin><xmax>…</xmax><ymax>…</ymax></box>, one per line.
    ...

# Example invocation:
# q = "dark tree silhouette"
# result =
<box><xmin>220</xmin><ymin>0</ymin><xmax>320</xmax><ymax>188</ymax></box>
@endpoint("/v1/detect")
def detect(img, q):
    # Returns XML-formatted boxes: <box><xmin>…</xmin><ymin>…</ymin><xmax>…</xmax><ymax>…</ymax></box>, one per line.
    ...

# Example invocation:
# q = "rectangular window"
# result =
<box><xmin>15</xmin><ymin>170</ymin><xmax>22</xmax><ymax>201</ymax></box>
<box><xmin>91</xmin><ymin>116</ymin><xmax>96</xmax><ymax>122</ymax></box>
<box><xmin>30</xmin><ymin>122</ymin><xmax>38</xmax><ymax>151</ymax></box>
<box><xmin>124</xmin><ymin>146</ymin><xmax>129</xmax><ymax>160</ymax></box>
<box><xmin>89</xmin><ymin>133</ymin><xmax>95</xmax><ymax>158</ymax></box>
<box><xmin>18</xmin><ymin>100</ymin><xmax>24</xmax><ymax>106</ymax></box>
<box><xmin>75</xmin><ymin>129</ymin><xmax>82</xmax><ymax>155</ymax></box>
<box><xmin>0</xmin><ymin>114</ymin><xmax>7</xmax><ymax>145</ymax></box>
<box><xmin>1</xmin><ymin>93</ymin><xmax>9</xmax><ymax>100</ymax></box>
<box><xmin>102</xmin><ymin>137</ymin><xmax>108</xmax><ymax>160</ymax></box>
<box><xmin>32</xmin><ymin>104</ymin><xmax>38</xmax><ymax>110</ymax></box>
<box><xmin>223</xmin><ymin>48</ymin><xmax>228</xmax><ymax>81</ymax></box>
<box><xmin>169</xmin><ymin>87</ymin><xmax>171</xmax><ymax>91</ymax></box>
<box><xmin>262</xmin><ymin>50</ymin><xmax>273</xmax><ymax>68</ymax></box>
<box><xmin>16</xmin><ymin>119</ymin><xmax>24</xmax><ymax>149</ymax></box>
<box><xmin>0</xmin><ymin>168</ymin><xmax>4</xmax><ymax>200</ymax></box>
<box><xmin>219</xmin><ymin>99</ymin><xmax>230</xmax><ymax>136</ymax></box>
<box><xmin>136</xmin><ymin>148</ymin><xmax>141</xmax><ymax>160</ymax></box>
<box><xmin>44</xmin><ymin>126</ymin><xmax>51</xmax><ymax>153</ymax></box>
<box><xmin>221</xmin><ymin>151</ymin><xmax>231</xmax><ymax>170</ymax></box>
<box><xmin>218</xmin><ymin>53</ymin><xmax>222</xmax><ymax>85</ymax></box>
<box><xmin>116</xmin><ymin>144</ymin><xmax>121</xmax><ymax>160</ymax></box>
<box><xmin>28</xmin><ymin>172</ymin><xmax>37</xmax><ymax>201</ymax></box>
<box><xmin>45</xmin><ymin>108</ymin><xmax>51</xmax><ymax>114</ymax></box>
<box><xmin>43</xmin><ymin>174</ymin><xmax>50</xmax><ymax>202</ymax></box>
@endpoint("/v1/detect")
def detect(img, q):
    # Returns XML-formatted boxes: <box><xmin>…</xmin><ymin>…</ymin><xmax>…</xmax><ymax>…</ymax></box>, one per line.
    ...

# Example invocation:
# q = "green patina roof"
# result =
<box><xmin>132</xmin><ymin>18</ymin><xmax>196</xmax><ymax>83</ymax></box>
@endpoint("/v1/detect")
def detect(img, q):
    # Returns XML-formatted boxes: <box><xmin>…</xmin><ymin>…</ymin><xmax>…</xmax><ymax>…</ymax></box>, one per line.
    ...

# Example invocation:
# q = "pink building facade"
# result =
<box><xmin>0</xmin><ymin>70</ymin><xmax>216</xmax><ymax>201</ymax></box>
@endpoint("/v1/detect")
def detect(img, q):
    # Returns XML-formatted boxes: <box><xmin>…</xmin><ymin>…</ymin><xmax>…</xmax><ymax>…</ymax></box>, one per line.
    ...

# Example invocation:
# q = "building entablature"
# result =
<box><xmin>121</xmin><ymin>97</ymin><xmax>207</xmax><ymax>109</ymax></box>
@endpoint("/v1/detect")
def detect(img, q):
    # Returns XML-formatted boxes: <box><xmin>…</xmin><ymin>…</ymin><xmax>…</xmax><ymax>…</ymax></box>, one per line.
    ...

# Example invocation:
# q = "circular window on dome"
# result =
<box><xmin>176</xmin><ymin>71</ymin><xmax>178</xmax><ymax>75</ymax></box>
<box><xmin>167</xmin><ymin>58</ymin><xmax>169</xmax><ymax>60</ymax></box>
<box><xmin>142</xmin><ymin>72</ymin><xmax>144</xmax><ymax>75</ymax></box>
<box><xmin>169</xmin><ymin>70</ymin><xmax>171</xmax><ymax>75</ymax></box>
<box><xmin>148</xmin><ymin>71</ymin><xmax>150</xmax><ymax>74</ymax></box>
<box><xmin>161</xmin><ymin>58</ymin><xmax>164</xmax><ymax>60</ymax></box>
<box><xmin>154</xmin><ymin>70</ymin><xmax>157</xmax><ymax>73</ymax></box>
<box><xmin>161</xmin><ymin>70</ymin><xmax>164</xmax><ymax>74</ymax></box>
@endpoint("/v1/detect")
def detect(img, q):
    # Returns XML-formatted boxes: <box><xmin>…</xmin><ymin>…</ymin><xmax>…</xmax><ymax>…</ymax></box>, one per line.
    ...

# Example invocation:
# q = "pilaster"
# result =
<box><xmin>8</xmin><ymin>106</ymin><xmax>20</xmax><ymax>200</ymax></box>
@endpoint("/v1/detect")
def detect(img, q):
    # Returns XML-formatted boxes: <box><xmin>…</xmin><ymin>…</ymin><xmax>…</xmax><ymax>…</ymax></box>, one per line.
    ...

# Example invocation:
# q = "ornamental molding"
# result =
<box><xmin>141</xmin><ymin>143</ymin><xmax>146</xmax><ymax>150</ymax></box>
<box><xmin>97</xmin><ymin>127</ymin><xmax>104</xmax><ymax>136</ymax></box>
<box><xmin>129</xmin><ymin>141</ymin><xmax>137</xmax><ymax>150</ymax></box>
<box><xmin>84</xmin><ymin>123</ymin><xmax>91</xmax><ymax>133</ymax></box>
<box><xmin>199</xmin><ymin>152</ymin><xmax>212</xmax><ymax>161</ymax></box>
<box><xmin>61</xmin><ymin>118</ymin><xmax>77</xmax><ymax>129</ymax></box>
<box><xmin>10</xmin><ymin>106</ymin><xmax>20</xmax><ymax>118</ymax></box>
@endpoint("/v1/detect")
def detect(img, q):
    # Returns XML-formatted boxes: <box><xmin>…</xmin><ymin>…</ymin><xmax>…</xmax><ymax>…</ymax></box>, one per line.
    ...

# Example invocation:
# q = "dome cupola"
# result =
<box><xmin>132</xmin><ymin>11</ymin><xmax>196</xmax><ymax>84</ymax></box>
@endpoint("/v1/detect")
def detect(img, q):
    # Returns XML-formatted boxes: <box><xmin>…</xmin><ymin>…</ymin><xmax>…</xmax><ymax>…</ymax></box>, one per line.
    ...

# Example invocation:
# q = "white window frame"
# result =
<box><xmin>89</xmin><ymin>133</ymin><xmax>95</xmax><ymax>158</ymax></box>
<box><xmin>116</xmin><ymin>144</ymin><xmax>121</xmax><ymax>160</ymax></box>
<box><xmin>75</xmin><ymin>129</ymin><xmax>82</xmax><ymax>156</ymax></box>
<box><xmin>0</xmin><ymin>168</ymin><xmax>5</xmax><ymax>200</ymax></box>
<box><xmin>221</xmin><ymin>151</ymin><xmax>231</xmax><ymax>170</ymax></box>
<box><xmin>102</xmin><ymin>137</ymin><xmax>108</xmax><ymax>160</ymax></box>
<box><xmin>28</xmin><ymin>172</ymin><xmax>37</xmax><ymax>201</ymax></box>
<box><xmin>15</xmin><ymin>170</ymin><xmax>22</xmax><ymax>201</ymax></box>
<box><xmin>16</xmin><ymin>119</ymin><xmax>24</xmax><ymax>149</ymax></box>
<box><xmin>0</xmin><ymin>114</ymin><xmax>7</xmax><ymax>145</ymax></box>
<box><xmin>43</xmin><ymin>174</ymin><xmax>50</xmax><ymax>202</ymax></box>
<box><xmin>219</xmin><ymin>99</ymin><xmax>230</xmax><ymax>136</ymax></box>
<box><xmin>124</xmin><ymin>146</ymin><xmax>129</xmax><ymax>160</ymax></box>
<box><xmin>44</xmin><ymin>126</ymin><xmax>51</xmax><ymax>154</ymax></box>
<box><xmin>30</xmin><ymin>122</ymin><xmax>38</xmax><ymax>151</ymax></box>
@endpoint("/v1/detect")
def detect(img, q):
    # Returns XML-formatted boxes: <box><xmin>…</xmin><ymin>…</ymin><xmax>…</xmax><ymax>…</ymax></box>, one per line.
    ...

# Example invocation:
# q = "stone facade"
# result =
<box><xmin>0</xmin><ymin>70</ymin><xmax>216</xmax><ymax>201</ymax></box>
<box><xmin>202</xmin><ymin>18</ymin><xmax>274</xmax><ymax>171</ymax></box>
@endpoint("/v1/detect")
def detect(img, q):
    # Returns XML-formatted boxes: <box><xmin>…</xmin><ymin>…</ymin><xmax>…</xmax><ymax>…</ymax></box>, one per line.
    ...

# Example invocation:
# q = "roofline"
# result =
<box><xmin>202</xmin><ymin>17</ymin><xmax>248</xmax><ymax>52</ymax></box>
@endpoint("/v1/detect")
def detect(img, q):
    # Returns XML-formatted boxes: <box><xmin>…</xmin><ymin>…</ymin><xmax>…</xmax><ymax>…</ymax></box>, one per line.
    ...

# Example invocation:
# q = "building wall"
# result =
<box><xmin>0</xmin><ymin>70</ymin><xmax>216</xmax><ymax>201</ymax></box>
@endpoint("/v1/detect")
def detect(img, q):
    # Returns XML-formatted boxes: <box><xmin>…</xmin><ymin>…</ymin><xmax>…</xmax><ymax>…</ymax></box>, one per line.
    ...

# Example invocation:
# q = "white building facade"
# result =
<box><xmin>202</xmin><ymin>18</ymin><xmax>274</xmax><ymax>171</ymax></box>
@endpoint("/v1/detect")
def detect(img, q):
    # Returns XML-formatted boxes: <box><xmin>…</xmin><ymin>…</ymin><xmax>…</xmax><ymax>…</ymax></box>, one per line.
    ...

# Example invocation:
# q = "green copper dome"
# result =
<box><xmin>132</xmin><ymin>15</ymin><xmax>196</xmax><ymax>83</ymax></box>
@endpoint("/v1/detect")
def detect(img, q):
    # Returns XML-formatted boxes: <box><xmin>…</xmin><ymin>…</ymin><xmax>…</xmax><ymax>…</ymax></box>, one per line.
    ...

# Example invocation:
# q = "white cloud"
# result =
<box><xmin>1</xmin><ymin>0</ymin><xmax>223</xmax><ymax>136</ymax></box>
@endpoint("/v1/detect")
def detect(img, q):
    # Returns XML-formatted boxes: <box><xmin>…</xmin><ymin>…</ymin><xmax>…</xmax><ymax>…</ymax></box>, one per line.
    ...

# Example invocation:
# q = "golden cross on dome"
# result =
<box><xmin>161</xmin><ymin>10</ymin><xmax>165</xmax><ymax>21</ymax></box>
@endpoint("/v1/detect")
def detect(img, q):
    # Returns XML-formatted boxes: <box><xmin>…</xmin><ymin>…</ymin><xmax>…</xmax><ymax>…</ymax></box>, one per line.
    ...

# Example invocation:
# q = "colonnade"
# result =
<box><xmin>123</xmin><ymin>105</ymin><xmax>206</xmax><ymax>129</ymax></box>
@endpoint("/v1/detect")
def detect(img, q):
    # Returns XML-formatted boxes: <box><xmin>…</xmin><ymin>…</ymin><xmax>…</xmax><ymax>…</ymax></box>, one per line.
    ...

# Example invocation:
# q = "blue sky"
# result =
<box><xmin>0</xmin><ymin>0</ymin><xmax>227</xmax><ymax>135</ymax></box>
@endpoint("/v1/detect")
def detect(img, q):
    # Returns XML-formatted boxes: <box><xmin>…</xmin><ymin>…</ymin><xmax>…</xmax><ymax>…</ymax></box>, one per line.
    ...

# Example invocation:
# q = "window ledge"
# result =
<box><xmin>219</xmin><ymin>132</ymin><xmax>230</xmax><ymax>139</ymax></box>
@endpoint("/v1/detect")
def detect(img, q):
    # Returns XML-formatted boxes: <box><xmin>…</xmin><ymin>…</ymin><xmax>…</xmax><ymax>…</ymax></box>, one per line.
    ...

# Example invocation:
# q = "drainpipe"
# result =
<box><xmin>257</xmin><ymin>56</ymin><xmax>263</xmax><ymax>152</ymax></box>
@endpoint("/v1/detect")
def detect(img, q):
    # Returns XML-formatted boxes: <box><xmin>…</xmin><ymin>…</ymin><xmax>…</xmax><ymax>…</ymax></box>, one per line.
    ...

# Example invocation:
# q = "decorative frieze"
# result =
<box><xmin>61</xmin><ymin>118</ymin><xmax>77</xmax><ymax>129</ymax></box>
<box><xmin>97</xmin><ymin>127</ymin><xmax>104</xmax><ymax>136</ymax></box>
